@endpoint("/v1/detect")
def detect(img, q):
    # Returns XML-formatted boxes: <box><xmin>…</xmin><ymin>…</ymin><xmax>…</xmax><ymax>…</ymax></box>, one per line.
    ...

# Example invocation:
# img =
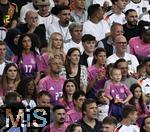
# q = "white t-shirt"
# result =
<box><xmin>104</xmin><ymin>10</ymin><xmax>126</xmax><ymax>27</ymax></box>
<box><xmin>64</xmin><ymin>39</ymin><xmax>83</xmax><ymax>54</ymax></box>
<box><xmin>83</xmin><ymin>20</ymin><xmax>110</xmax><ymax>41</ymax></box>
<box><xmin>125</xmin><ymin>0</ymin><xmax>150</xmax><ymax>16</ymax></box>
<box><xmin>22</xmin><ymin>99</ymin><xmax>37</xmax><ymax>110</ymax></box>
<box><xmin>106</xmin><ymin>53</ymin><xmax>139</xmax><ymax>73</ymax></box>
<box><xmin>20</xmin><ymin>3</ymin><xmax>38</xmax><ymax>23</ymax></box>
<box><xmin>87</xmin><ymin>56</ymin><xmax>94</xmax><ymax>67</ymax></box>
<box><xmin>0</xmin><ymin>62</ymin><xmax>6</xmax><ymax>75</ymax></box>
<box><xmin>117</xmin><ymin>124</ymin><xmax>140</xmax><ymax>132</ymax></box>
<box><xmin>140</xmin><ymin>13</ymin><xmax>150</xmax><ymax>22</ymax></box>
<box><xmin>20</xmin><ymin>0</ymin><xmax>55</xmax><ymax>23</ymax></box>
<box><xmin>140</xmin><ymin>77</ymin><xmax>150</xmax><ymax>94</ymax></box>
<box><xmin>93</xmin><ymin>0</ymin><xmax>112</xmax><ymax>6</ymax></box>
<box><xmin>97</xmin><ymin>104</ymin><xmax>109</xmax><ymax>121</ymax></box>
<box><xmin>47</xmin><ymin>21</ymin><xmax>72</xmax><ymax>43</ymax></box>
<box><xmin>38</xmin><ymin>14</ymin><xmax>58</xmax><ymax>40</ymax></box>
<box><xmin>0</xmin><ymin>27</ymin><xmax>6</xmax><ymax>41</ymax></box>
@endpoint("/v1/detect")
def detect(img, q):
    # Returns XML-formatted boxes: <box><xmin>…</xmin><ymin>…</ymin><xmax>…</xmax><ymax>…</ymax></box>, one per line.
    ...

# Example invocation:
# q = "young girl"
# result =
<box><xmin>58</xmin><ymin>79</ymin><xmax>78</xmax><ymax>111</ymax></box>
<box><xmin>105</xmin><ymin>68</ymin><xmax>133</xmax><ymax>121</ymax></box>
<box><xmin>97</xmin><ymin>89</ymin><xmax>109</xmax><ymax>121</ymax></box>
<box><xmin>16</xmin><ymin>77</ymin><xmax>37</xmax><ymax>110</ymax></box>
<box><xmin>130</xmin><ymin>83</ymin><xmax>149</xmax><ymax>126</ymax></box>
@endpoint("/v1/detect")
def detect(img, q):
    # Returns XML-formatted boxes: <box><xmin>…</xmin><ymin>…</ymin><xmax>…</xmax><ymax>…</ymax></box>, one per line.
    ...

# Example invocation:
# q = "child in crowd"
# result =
<box><xmin>137</xmin><ymin>64</ymin><xmax>146</xmax><ymax>79</ymax></box>
<box><xmin>97</xmin><ymin>90</ymin><xmax>109</xmax><ymax>121</ymax></box>
<box><xmin>65</xmin><ymin>123</ymin><xmax>82</xmax><ymax>132</ymax></box>
<box><xmin>105</xmin><ymin>68</ymin><xmax>133</xmax><ymax>121</ymax></box>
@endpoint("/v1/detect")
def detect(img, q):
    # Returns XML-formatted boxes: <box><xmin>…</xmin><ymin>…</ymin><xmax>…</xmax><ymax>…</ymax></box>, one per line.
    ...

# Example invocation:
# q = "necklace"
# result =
<box><xmin>58</xmin><ymin>23</ymin><xmax>70</xmax><ymax>43</ymax></box>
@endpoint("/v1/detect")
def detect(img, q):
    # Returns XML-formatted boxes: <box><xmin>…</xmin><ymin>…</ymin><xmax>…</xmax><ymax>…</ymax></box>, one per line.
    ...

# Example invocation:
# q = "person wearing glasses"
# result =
<box><xmin>106</xmin><ymin>35</ymin><xmax>139</xmax><ymax>74</ymax></box>
<box><xmin>129</xmin><ymin>20</ymin><xmax>150</xmax><ymax>63</ymax></box>
<box><xmin>98</xmin><ymin>23</ymin><xmax>126</xmax><ymax>57</ymax></box>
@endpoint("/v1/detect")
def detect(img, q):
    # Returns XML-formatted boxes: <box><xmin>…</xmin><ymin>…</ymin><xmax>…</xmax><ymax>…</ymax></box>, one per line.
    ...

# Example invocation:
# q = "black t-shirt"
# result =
<box><xmin>78</xmin><ymin>119</ymin><xmax>103</xmax><ymax>132</ymax></box>
<box><xmin>0</xmin><ymin>2</ymin><xmax>18</xmax><ymax>28</ymax></box>
<box><xmin>17</xmin><ymin>23</ymin><xmax>47</xmax><ymax>46</ymax></box>
<box><xmin>123</xmin><ymin>24</ymin><xmax>139</xmax><ymax>42</ymax></box>
<box><xmin>9</xmin><ymin>0</ymin><xmax>28</xmax><ymax>13</ymax></box>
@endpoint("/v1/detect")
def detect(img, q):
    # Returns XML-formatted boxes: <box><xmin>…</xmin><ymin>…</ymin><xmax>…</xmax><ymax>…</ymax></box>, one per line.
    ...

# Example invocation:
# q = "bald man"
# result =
<box><xmin>17</xmin><ymin>10</ymin><xmax>47</xmax><ymax>46</ymax></box>
<box><xmin>106</xmin><ymin>35</ymin><xmax>139</xmax><ymax>74</ymax></box>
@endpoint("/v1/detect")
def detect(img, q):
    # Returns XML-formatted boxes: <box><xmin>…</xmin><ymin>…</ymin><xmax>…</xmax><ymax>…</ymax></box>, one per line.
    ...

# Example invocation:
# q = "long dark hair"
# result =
<box><xmin>16</xmin><ymin>33</ymin><xmax>37</xmax><ymax>64</ymax></box>
<box><xmin>16</xmin><ymin>77</ymin><xmax>37</xmax><ymax>101</ymax></box>
<box><xmin>65</xmin><ymin>48</ymin><xmax>81</xmax><ymax>74</ymax></box>
<box><xmin>4</xmin><ymin>28</ymin><xmax>21</xmax><ymax>55</ymax></box>
<box><xmin>62</xmin><ymin>79</ymin><xmax>78</xmax><ymax>103</ymax></box>
<box><xmin>92</xmin><ymin>47</ymin><xmax>106</xmax><ymax>65</ymax></box>
<box><xmin>140</xmin><ymin>115</ymin><xmax>150</xmax><ymax>132</ymax></box>
<box><xmin>130</xmin><ymin>83</ymin><xmax>146</xmax><ymax>113</ymax></box>
<box><xmin>138</xmin><ymin>20</ymin><xmax>150</xmax><ymax>39</ymax></box>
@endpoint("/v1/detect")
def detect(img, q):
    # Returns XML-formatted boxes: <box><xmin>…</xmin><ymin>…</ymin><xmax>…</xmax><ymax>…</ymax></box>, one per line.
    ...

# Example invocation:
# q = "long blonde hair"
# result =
<box><xmin>48</xmin><ymin>32</ymin><xmax>65</xmax><ymax>63</ymax></box>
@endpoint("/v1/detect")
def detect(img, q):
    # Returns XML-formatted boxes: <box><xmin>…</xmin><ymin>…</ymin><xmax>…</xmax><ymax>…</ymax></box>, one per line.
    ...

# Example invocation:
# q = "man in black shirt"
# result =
<box><xmin>123</xmin><ymin>9</ymin><xmax>139</xmax><ymax>42</ymax></box>
<box><xmin>17</xmin><ymin>10</ymin><xmax>47</xmax><ymax>47</ymax></box>
<box><xmin>78</xmin><ymin>98</ymin><xmax>103</xmax><ymax>132</ymax></box>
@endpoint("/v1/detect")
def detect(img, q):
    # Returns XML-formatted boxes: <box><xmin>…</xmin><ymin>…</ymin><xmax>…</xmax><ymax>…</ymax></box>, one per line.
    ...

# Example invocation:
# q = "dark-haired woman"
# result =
<box><xmin>87</xmin><ymin>48</ymin><xmax>107</xmax><ymax>98</ymax></box>
<box><xmin>130</xmin><ymin>83</ymin><xmax>149</xmax><ymax>127</ymax></box>
<box><xmin>4</xmin><ymin>28</ymin><xmax>20</xmax><ymax>60</ymax></box>
<box><xmin>12</xmin><ymin>33</ymin><xmax>40</xmax><ymax>84</ymax></box>
<box><xmin>61</xmin><ymin>48</ymin><xmax>87</xmax><ymax>93</ymax></box>
<box><xmin>16</xmin><ymin>77</ymin><xmax>37</xmax><ymax>109</ymax></box>
<box><xmin>58</xmin><ymin>79</ymin><xmax>78</xmax><ymax>111</ymax></box>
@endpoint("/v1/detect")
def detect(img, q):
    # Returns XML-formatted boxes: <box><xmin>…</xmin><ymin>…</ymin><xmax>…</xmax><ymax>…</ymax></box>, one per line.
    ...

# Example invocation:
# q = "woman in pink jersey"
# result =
<box><xmin>0</xmin><ymin>63</ymin><xmax>20</xmax><ymax>96</ymax></box>
<box><xmin>39</xmin><ymin>32</ymin><xmax>66</xmax><ymax>74</ymax></box>
<box><xmin>129</xmin><ymin>20</ymin><xmax>150</xmax><ymax>62</ymax></box>
<box><xmin>87</xmin><ymin>48</ymin><xmax>107</xmax><ymax>98</ymax></box>
<box><xmin>58</xmin><ymin>79</ymin><xmax>78</xmax><ymax>111</ymax></box>
<box><xmin>130</xmin><ymin>83</ymin><xmax>149</xmax><ymax>127</ymax></box>
<box><xmin>12</xmin><ymin>33</ymin><xmax>40</xmax><ymax>84</ymax></box>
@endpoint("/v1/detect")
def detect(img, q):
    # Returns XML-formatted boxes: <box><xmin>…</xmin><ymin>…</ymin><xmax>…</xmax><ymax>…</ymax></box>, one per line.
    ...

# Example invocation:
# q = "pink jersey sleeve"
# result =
<box><xmin>38</xmin><ymin>78</ymin><xmax>48</xmax><ymax>91</ymax></box>
<box><xmin>123</xmin><ymin>84</ymin><xmax>132</xmax><ymax>96</ymax></box>
<box><xmin>36</xmin><ymin>53</ymin><xmax>48</xmax><ymax>72</ymax></box>
<box><xmin>11</xmin><ymin>56</ymin><xmax>17</xmax><ymax>63</ymax></box>
<box><xmin>129</xmin><ymin>37</ymin><xmax>136</xmax><ymax>55</ymax></box>
<box><xmin>105</xmin><ymin>83</ymin><xmax>111</xmax><ymax>97</ymax></box>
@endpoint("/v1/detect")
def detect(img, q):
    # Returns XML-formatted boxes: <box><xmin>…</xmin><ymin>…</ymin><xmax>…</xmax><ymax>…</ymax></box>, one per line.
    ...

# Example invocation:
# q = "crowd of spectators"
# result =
<box><xmin>0</xmin><ymin>0</ymin><xmax>150</xmax><ymax>131</ymax></box>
